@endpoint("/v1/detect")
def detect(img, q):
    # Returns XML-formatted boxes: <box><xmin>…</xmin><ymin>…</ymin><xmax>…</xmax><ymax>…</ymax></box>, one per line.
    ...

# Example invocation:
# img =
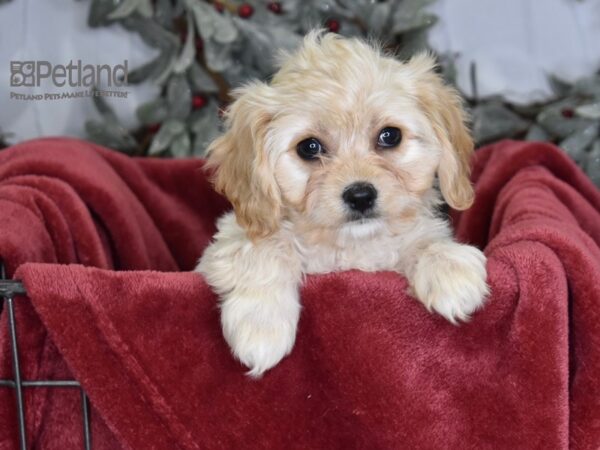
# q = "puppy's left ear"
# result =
<box><xmin>410</xmin><ymin>53</ymin><xmax>475</xmax><ymax>210</ymax></box>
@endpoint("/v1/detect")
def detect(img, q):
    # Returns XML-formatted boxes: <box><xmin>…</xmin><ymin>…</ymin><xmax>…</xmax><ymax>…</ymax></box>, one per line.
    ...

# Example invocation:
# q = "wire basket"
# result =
<box><xmin>0</xmin><ymin>263</ymin><xmax>92</xmax><ymax>450</ymax></box>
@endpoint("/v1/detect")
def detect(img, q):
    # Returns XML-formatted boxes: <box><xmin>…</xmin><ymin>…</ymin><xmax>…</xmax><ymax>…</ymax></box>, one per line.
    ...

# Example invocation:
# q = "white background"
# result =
<box><xmin>429</xmin><ymin>0</ymin><xmax>600</xmax><ymax>103</ymax></box>
<box><xmin>0</xmin><ymin>0</ymin><xmax>599</xmax><ymax>144</ymax></box>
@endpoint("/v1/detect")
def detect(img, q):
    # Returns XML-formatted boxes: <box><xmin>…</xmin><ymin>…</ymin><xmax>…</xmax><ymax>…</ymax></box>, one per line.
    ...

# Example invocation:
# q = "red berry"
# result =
<box><xmin>147</xmin><ymin>123</ymin><xmax>161</xmax><ymax>134</ymax></box>
<box><xmin>326</xmin><ymin>19</ymin><xmax>340</xmax><ymax>33</ymax></box>
<box><xmin>238</xmin><ymin>3</ymin><xmax>254</xmax><ymax>18</ymax></box>
<box><xmin>267</xmin><ymin>2</ymin><xmax>282</xmax><ymax>14</ymax></box>
<box><xmin>561</xmin><ymin>107</ymin><xmax>575</xmax><ymax>118</ymax></box>
<box><xmin>192</xmin><ymin>95</ymin><xmax>207</xmax><ymax>110</ymax></box>
<box><xmin>214</xmin><ymin>1</ymin><xmax>224</xmax><ymax>13</ymax></box>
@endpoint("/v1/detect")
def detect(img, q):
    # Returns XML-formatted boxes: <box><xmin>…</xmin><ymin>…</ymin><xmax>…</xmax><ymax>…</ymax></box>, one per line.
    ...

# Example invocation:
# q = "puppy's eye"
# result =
<box><xmin>377</xmin><ymin>127</ymin><xmax>402</xmax><ymax>148</ymax></box>
<box><xmin>297</xmin><ymin>138</ymin><xmax>325</xmax><ymax>160</ymax></box>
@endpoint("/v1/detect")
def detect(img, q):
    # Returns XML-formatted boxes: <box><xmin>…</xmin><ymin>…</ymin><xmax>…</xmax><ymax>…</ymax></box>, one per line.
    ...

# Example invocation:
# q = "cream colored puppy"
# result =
<box><xmin>197</xmin><ymin>31</ymin><xmax>488</xmax><ymax>377</ymax></box>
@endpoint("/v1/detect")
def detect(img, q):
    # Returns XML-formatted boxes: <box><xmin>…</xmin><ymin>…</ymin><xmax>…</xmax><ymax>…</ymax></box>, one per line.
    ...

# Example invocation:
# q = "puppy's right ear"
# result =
<box><xmin>206</xmin><ymin>82</ymin><xmax>281</xmax><ymax>240</ymax></box>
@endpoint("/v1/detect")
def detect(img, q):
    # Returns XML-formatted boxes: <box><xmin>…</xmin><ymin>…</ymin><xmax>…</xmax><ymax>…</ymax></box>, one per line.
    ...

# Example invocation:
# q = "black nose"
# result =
<box><xmin>342</xmin><ymin>182</ymin><xmax>377</xmax><ymax>213</ymax></box>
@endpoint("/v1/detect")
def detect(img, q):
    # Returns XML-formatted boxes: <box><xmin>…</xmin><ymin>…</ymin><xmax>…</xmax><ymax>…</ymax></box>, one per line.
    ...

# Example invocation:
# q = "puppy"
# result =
<box><xmin>197</xmin><ymin>31</ymin><xmax>488</xmax><ymax>377</ymax></box>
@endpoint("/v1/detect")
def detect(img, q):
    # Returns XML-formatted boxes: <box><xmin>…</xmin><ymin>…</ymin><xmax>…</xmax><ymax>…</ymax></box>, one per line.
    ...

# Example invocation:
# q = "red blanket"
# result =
<box><xmin>0</xmin><ymin>138</ymin><xmax>599</xmax><ymax>449</ymax></box>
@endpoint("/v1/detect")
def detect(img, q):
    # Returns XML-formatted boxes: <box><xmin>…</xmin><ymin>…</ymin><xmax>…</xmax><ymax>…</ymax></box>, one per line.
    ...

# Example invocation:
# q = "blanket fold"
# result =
<box><xmin>0</xmin><ymin>138</ymin><xmax>599</xmax><ymax>449</ymax></box>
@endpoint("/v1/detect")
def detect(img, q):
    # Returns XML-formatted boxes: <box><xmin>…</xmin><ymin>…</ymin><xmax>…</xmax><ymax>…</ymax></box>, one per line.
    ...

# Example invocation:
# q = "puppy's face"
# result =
<box><xmin>208</xmin><ymin>33</ymin><xmax>474</xmax><ymax>240</ymax></box>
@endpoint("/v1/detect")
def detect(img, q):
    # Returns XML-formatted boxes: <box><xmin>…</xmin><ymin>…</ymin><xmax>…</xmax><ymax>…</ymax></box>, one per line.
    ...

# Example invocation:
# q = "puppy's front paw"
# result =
<box><xmin>220</xmin><ymin>294</ymin><xmax>300</xmax><ymax>378</ymax></box>
<box><xmin>412</xmin><ymin>242</ymin><xmax>489</xmax><ymax>323</ymax></box>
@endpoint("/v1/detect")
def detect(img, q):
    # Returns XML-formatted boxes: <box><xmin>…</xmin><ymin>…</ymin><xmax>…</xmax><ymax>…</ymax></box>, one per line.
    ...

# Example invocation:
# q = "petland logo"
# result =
<box><xmin>9</xmin><ymin>60</ymin><xmax>129</xmax><ymax>101</ymax></box>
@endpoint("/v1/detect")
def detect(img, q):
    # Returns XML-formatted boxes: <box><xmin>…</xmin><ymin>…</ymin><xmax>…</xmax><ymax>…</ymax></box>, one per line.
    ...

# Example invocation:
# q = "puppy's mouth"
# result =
<box><xmin>345</xmin><ymin>210</ymin><xmax>380</xmax><ymax>223</ymax></box>
<box><xmin>338</xmin><ymin>211</ymin><xmax>384</xmax><ymax>240</ymax></box>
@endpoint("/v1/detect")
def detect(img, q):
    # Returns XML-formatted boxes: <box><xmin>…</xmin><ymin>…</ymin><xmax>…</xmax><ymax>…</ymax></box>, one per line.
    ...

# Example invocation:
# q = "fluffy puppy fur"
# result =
<box><xmin>197</xmin><ymin>31</ymin><xmax>489</xmax><ymax>377</ymax></box>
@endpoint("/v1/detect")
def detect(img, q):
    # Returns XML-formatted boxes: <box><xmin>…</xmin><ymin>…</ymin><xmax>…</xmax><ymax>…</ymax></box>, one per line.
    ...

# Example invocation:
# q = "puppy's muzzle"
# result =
<box><xmin>342</xmin><ymin>182</ymin><xmax>377</xmax><ymax>215</ymax></box>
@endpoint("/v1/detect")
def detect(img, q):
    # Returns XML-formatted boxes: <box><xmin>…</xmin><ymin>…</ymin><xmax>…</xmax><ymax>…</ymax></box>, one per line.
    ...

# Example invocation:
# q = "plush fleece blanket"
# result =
<box><xmin>0</xmin><ymin>138</ymin><xmax>599</xmax><ymax>449</ymax></box>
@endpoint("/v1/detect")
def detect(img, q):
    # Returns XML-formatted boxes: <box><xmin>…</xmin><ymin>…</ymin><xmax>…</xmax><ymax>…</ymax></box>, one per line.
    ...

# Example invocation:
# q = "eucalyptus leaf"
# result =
<box><xmin>548</xmin><ymin>75</ymin><xmax>572</xmax><ymax>97</ymax></box>
<box><xmin>122</xmin><ymin>16</ymin><xmax>179</xmax><ymax>51</ymax></box>
<box><xmin>572</xmin><ymin>75</ymin><xmax>600</xmax><ymax>99</ymax></box>
<box><xmin>190</xmin><ymin>103</ymin><xmax>220</xmax><ymax>135</ymax></box>
<box><xmin>510</xmin><ymin>102</ymin><xmax>544</xmax><ymax>119</ymax></box>
<box><xmin>148</xmin><ymin>119</ymin><xmax>186</xmax><ymax>155</ymax></box>
<box><xmin>211</xmin><ymin>11</ymin><xmax>238</xmax><ymax>44</ymax></box>
<box><xmin>167</xmin><ymin>75</ymin><xmax>192</xmax><ymax>120</ymax></box>
<box><xmin>392</xmin><ymin>0</ymin><xmax>437</xmax><ymax>34</ymax></box>
<box><xmin>233</xmin><ymin>18</ymin><xmax>301</xmax><ymax>75</ymax></box>
<box><xmin>203</xmin><ymin>39</ymin><xmax>235</xmax><ymax>72</ymax></box>
<box><xmin>85</xmin><ymin>120</ymin><xmax>138</xmax><ymax>153</ymax></box>
<box><xmin>537</xmin><ymin>99</ymin><xmax>596</xmax><ymax>139</ymax></box>
<box><xmin>186</xmin><ymin>0</ymin><xmax>217</xmax><ymax>42</ymax></box>
<box><xmin>584</xmin><ymin>141</ymin><xmax>600</xmax><ymax>186</ymax></box>
<box><xmin>107</xmin><ymin>0</ymin><xmax>142</xmax><ymax>20</ymax></box>
<box><xmin>187</xmin><ymin>61</ymin><xmax>219</xmax><ymax>93</ymax></box>
<box><xmin>136</xmin><ymin>99</ymin><xmax>169</xmax><ymax>125</ymax></box>
<box><xmin>127</xmin><ymin>56</ymin><xmax>162</xmax><ymax>84</ymax></box>
<box><xmin>136</xmin><ymin>0</ymin><xmax>153</xmax><ymax>18</ymax></box>
<box><xmin>393</xmin><ymin>13</ymin><xmax>437</xmax><ymax>34</ymax></box>
<box><xmin>185</xmin><ymin>0</ymin><xmax>238</xmax><ymax>66</ymax></box>
<box><xmin>0</xmin><ymin>127</ymin><xmax>14</xmax><ymax>142</ymax></box>
<box><xmin>334</xmin><ymin>20</ymin><xmax>364</xmax><ymax>38</ymax></box>
<box><xmin>154</xmin><ymin>0</ymin><xmax>175</xmax><ymax>28</ymax></box>
<box><xmin>295</xmin><ymin>6</ymin><xmax>325</xmax><ymax>33</ymax></box>
<box><xmin>560</xmin><ymin>123</ymin><xmax>597</xmax><ymax>165</ymax></box>
<box><xmin>154</xmin><ymin>54</ymin><xmax>178</xmax><ymax>85</ymax></box>
<box><xmin>127</xmin><ymin>52</ymin><xmax>175</xmax><ymax>84</ymax></box>
<box><xmin>396</xmin><ymin>28</ymin><xmax>432</xmax><ymax>59</ymax></box>
<box><xmin>437</xmin><ymin>54</ymin><xmax>458</xmax><ymax>85</ymax></box>
<box><xmin>192</xmin><ymin>134</ymin><xmax>209</xmax><ymax>157</ymax></box>
<box><xmin>172</xmin><ymin>0</ymin><xmax>185</xmax><ymax>16</ymax></box>
<box><xmin>88</xmin><ymin>0</ymin><xmax>119</xmax><ymax>27</ymax></box>
<box><xmin>314</xmin><ymin>1</ymin><xmax>354</xmax><ymax>19</ymax></box>
<box><xmin>525</xmin><ymin>124</ymin><xmax>551</xmax><ymax>142</ymax></box>
<box><xmin>352</xmin><ymin>0</ymin><xmax>394</xmax><ymax>26</ymax></box>
<box><xmin>575</xmin><ymin>102</ymin><xmax>600</xmax><ymax>119</ymax></box>
<box><xmin>169</xmin><ymin>132</ymin><xmax>192</xmax><ymax>158</ymax></box>
<box><xmin>471</xmin><ymin>102</ymin><xmax>529</xmax><ymax>144</ymax></box>
<box><xmin>173</xmin><ymin>14</ymin><xmax>196</xmax><ymax>74</ymax></box>
<box><xmin>190</xmin><ymin>102</ymin><xmax>222</xmax><ymax>155</ymax></box>
<box><xmin>90</xmin><ymin>88</ymin><xmax>119</xmax><ymax>123</ymax></box>
<box><xmin>222</xmin><ymin>62</ymin><xmax>262</xmax><ymax>88</ymax></box>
